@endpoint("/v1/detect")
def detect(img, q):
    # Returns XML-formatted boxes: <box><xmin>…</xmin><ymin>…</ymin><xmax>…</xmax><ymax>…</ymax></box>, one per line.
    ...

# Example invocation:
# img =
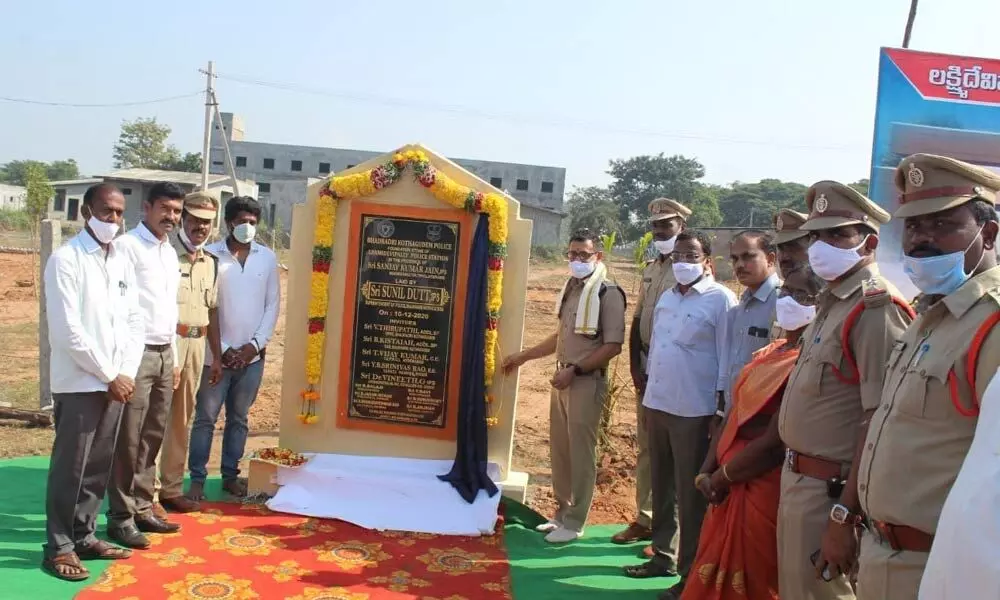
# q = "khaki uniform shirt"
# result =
<box><xmin>778</xmin><ymin>264</ymin><xmax>912</xmax><ymax>463</ymax></box>
<box><xmin>636</xmin><ymin>257</ymin><xmax>675</xmax><ymax>370</ymax></box>
<box><xmin>557</xmin><ymin>278</ymin><xmax>627</xmax><ymax>366</ymax></box>
<box><xmin>858</xmin><ymin>266</ymin><xmax>1000</xmax><ymax>534</ymax></box>
<box><xmin>174</xmin><ymin>237</ymin><xmax>218</xmax><ymax>328</ymax></box>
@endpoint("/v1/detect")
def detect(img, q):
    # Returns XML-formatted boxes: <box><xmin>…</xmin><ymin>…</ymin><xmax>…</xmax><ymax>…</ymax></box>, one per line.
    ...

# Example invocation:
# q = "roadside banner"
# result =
<box><xmin>869</xmin><ymin>47</ymin><xmax>1000</xmax><ymax>300</ymax></box>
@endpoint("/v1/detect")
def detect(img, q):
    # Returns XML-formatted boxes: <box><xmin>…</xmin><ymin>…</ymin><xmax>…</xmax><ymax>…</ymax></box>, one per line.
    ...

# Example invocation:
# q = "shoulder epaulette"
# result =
<box><xmin>861</xmin><ymin>277</ymin><xmax>890</xmax><ymax>308</ymax></box>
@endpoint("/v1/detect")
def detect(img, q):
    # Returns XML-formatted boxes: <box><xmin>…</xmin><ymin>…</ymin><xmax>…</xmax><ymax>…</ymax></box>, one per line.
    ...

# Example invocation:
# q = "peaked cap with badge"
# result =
<box><xmin>800</xmin><ymin>180</ymin><xmax>891</xmax><ymax>232</ymax></box>
<box><xmin>893</xmin><ymin>153</ymin><xmax>1000</xmax><ymax>219</ymax></box>
<box><xmin>648</xmin><ymin>197</ymin><xmax>692</xmax><ymax>222</ymax></box>
<box><xmin>773</xmin><ymin>208</ymin><xmax>809</xmax><ymax>244</ymax></box>
<box><xmin>184</xmin><ymin>191</ymin><xmax>219</xmax><ymax>220</ymax></box>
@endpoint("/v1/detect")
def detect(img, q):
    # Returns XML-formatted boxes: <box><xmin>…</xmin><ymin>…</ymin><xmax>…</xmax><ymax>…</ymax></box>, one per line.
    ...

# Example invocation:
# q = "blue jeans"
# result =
<box><xmin>187</xmin><ymin>358</ymin><xmax>265</xmax><ymax>483</ymax></box>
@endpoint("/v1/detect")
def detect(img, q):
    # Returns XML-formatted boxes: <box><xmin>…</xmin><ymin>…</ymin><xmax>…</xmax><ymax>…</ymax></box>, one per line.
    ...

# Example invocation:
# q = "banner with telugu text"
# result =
<box><xmin>869</xmin><ymin>47</ymin><xmax>1000</xmax><ymax>300</ymax></box>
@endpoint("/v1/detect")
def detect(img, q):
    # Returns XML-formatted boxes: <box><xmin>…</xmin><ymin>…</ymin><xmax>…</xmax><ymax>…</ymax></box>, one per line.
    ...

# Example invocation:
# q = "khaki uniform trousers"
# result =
<box><xmin>550</xmin><ymin>373</ymin><xmax>607</xmax><ymax>531</ymax></box>
<box><xmin>778</xmin><ymin>470</ymin><xmax>856</xmax><ymax>599</ymax></box>
<box><xmin>856</xmin><ymin>531</ymin><xmax>927</xmax><ymax>600</ymax></box>
<box><xmin>634</xmin><ymin>390</ymin><xmax>653</xmax><ymax>528</ymax></box>
<box><xmin>156</xmin><ymin>336</ymin><xmax>206</xmax><ymax>499</ymax></box>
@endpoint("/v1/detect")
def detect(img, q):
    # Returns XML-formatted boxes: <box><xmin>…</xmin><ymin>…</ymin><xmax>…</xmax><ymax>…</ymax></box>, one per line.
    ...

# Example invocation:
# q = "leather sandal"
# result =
<box><xmin>42</xmin><ymin>552</ymin><xmax>90</xmax><ymax>581</ymax></box>
<box><xmin>76</xmin><ymin>540</ymin><xmax>132</xmax><ymax>561</ymax></box>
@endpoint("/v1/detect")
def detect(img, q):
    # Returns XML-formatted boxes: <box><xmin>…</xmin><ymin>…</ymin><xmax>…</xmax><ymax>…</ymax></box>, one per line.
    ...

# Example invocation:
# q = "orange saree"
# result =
<box><xmin>680</xmin><ymin>340</ymin><xmax>800</xmax><ymax>600</ymax></box>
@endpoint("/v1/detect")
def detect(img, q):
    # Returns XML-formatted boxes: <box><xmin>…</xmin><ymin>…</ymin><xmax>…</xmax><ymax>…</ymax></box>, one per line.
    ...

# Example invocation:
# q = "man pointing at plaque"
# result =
<box><xmin>503</xmin><ymin>228</ymin><xmax>626</xmax><ymax>543</ymax></box>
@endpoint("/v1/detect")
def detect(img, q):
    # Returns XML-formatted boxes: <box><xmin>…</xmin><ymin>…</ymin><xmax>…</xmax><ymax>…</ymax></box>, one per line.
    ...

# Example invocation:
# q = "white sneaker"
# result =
<box><xmin>544</xmin><ymin>526</ymin><xmax>583</xmax><ymax>543</ymax></box>
<box><xmin>535</xmin><ymin>519</ymin><xmax>560</xmax><ymax>533</ymax></box>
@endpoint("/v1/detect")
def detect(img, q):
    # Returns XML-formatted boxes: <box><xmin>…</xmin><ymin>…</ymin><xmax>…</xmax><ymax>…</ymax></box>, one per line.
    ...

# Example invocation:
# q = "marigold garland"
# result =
<box><xmin>302</xmin><ymin>148</ymin><xmax>508</xmax><ymax>427</ymax></box>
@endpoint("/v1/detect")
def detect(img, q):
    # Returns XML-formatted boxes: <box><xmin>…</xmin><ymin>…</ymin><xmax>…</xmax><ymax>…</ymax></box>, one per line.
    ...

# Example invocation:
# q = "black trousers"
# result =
<box><xmin>44</xmin><ymin>391</ymin><xmax>123</xmax><ymax>558</ymax></box>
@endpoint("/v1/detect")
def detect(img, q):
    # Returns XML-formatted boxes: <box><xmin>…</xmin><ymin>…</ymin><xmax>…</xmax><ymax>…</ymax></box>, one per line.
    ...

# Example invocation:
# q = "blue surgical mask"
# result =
<box><xmin>903</xmin><ymin>227</ymin><xmax>984</xmax><ymax>296</ymax></box>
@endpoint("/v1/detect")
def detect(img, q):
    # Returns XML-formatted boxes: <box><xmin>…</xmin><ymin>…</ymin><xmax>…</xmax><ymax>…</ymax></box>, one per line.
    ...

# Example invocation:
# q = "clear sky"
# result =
<box><xmin>2</xmin><ymin>0</ymin><xmax>998</xmax><ymax>191</ymax></box>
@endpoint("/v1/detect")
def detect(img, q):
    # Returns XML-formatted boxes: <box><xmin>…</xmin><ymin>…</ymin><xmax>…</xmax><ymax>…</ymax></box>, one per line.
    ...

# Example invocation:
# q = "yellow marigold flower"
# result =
<box><xmin>308</xmin><ymin>273</ymin><xmax>329</xmax><ymax>318</ymax></box>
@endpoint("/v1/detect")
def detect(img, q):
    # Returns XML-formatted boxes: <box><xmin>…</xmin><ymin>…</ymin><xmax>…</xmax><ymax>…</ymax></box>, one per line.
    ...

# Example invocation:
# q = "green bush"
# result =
<box><xmin>0</xmin><ymin>209</ymin><xmax>33</xmax><ymax>232</ymax></box>
<box><xmin>530</xmin><ymin>245</ymin><xmax>562</xmax><ymax>262</ymax></box>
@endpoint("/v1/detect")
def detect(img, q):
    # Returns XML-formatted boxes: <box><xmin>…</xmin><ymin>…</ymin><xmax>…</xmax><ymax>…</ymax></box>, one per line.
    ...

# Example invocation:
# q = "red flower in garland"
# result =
<box><xmin>487</xmin><ymin>257</ymin><xmax>504</xmax><ymax>271</ymax></box>
<box><xmin>313</xmin><ymin>260</ymin><xmax>331</xmax><ymax>274</ymax></box>
<box><xmin>487</xmin><ymin>316</ymin><xmax>499</xmax><ymax>330</ymax></box>
<box><xmin>371</xmin><ymin>165</ymin><xmax>392</xmax><ymax>189</ymax></box>
<box><xmin>308</xmin><ymin>318</ymin><xmax>326</xmax><ymax>334</ymax></box>
<box><xmin>473</xmin><ymin>192</ymin><xmax>484</xmax><ymax>212</ymax></box>
<box><xmin>418</xmin><ymin>170</ymin><xmax>436</xmax><ymax>187</ymax></box>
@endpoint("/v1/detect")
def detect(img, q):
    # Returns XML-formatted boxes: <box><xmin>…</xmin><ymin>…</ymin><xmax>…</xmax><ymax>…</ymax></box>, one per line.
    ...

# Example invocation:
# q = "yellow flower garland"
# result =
<box><xmin>302</xmin><ymin>149</ymin><xmax>508</xmax><ymax>427</ymax></box>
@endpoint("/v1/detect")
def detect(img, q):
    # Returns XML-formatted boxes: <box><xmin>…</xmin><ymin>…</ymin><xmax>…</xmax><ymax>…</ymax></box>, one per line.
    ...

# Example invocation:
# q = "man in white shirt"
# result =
<box><xmin>42</xmin><ymin>183</ymin><xmax>145</xmax><ymax>580</ymax></box>
<box><xmin>623</xmin><ymin>230</ymin><xmax>737</xmax><ymax>600</ymax></box>
<box><xmin>106</xmin><ymin>182</ymin><xmax>184</xmax><ymax>550</ymax></box>
<box><xmin>187</xmin><ymin>196</ymin><xmax>280</xmax><ymax>500</ymax></box>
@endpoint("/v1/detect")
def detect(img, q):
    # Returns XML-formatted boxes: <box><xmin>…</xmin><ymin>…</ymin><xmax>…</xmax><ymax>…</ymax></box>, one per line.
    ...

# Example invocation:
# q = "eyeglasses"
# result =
<box><xmin>668</xmin><ymin>252</ymin><xmax>705</xmax><ymax>263</ymax></box>
<box><xmin>778</xmin><ymin>288</ymin><xmax>817</xmax><ymax>305</ymax></box>
<box><xmin>566</xmin><ymin>251</ymin><xmax>597</xmax><ymax>261</ymax></box>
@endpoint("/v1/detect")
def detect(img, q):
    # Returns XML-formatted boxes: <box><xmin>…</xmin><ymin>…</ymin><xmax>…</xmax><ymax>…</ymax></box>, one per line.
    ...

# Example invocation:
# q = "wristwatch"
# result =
<box><xmin>829</xmin><ymin>503</ymin><xmax>861</xmax><ymax>526</ymax></box>
<box><xmin>573</xmin><ymin>365</ymin><xmax>587</xmax><ymax>376</ymax></box>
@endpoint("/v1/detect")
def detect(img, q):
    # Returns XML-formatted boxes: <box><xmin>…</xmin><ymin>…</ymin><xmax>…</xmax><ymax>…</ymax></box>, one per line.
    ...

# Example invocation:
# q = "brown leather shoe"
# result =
<box><xmin>152</xmin><ymin>502</ymin><xmax>168</xmax><ymax>521</ymax></box>
<box><xmin>611</xmin><ymin>522</ymin><xmax>653</xmax><ymax>544</ymax></box>
<box><xmin>161</xmin><ymin>495</ymin><xmax>201</xmax><ymax>513</ymax></box>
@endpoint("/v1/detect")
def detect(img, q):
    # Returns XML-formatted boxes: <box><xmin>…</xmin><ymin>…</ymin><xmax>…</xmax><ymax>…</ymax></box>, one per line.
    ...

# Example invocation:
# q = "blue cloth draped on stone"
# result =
<box><xmin>439</xmin><ymin>214</ymin><xmax>500</xmax><ymax>503</ymax></box>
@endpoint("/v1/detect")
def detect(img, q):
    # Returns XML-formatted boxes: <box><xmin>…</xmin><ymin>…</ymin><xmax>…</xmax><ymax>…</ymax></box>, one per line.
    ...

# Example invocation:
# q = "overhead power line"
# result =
<box><xmin>213</xmin><ymin>71</ymin><xmax>859</xmax><ymax>153</ymax></box>
<box><xmin>0</xmin><ymin>91</ymin><xmax>202</xmax><ymax>108</ymax></box>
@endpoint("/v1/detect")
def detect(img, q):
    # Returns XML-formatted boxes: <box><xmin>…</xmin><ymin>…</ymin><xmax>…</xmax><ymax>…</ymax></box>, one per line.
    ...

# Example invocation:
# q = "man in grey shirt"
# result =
<box><xmin>721</xmin><ymin>230</ymin><xmax>780</xmax><ymax>413</ymax></box>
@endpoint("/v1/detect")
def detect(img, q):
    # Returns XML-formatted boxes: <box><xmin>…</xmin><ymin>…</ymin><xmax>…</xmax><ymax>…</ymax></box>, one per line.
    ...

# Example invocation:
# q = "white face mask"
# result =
<box><xmin>87</xmin><ymin>216</ymin><xmax>120</xmax><ymax>244</ymax></box>
<box><xmin>179</xmin><ymin>225</ymin><xmax>206</xmax><ymax>251</ymax></box>
<box><xmin>232</xmin><ymin>222</ymin><xmax>256</xmax><ymax>244</ymax></box>
<box><xmin>808</xmin><ymin>237</ymin><xmax>868</xmax><ymax>281</ymax></box>
<box><xmin>775</xmin><ymin>295</ymin><xmax>817</xmax><ymax>331</ymax></box>
<box><xmin>653</xmin><ymin>236</ymin><xmax>677</xmax><ymax>256</ymax></box>
<box><xmin>569</xmin><ymin>260</ymin><xmax>596</xmax><ymax>279</ymax></box>
<box><xmin>672</xmin><ymin>261</ymin><xmax>704</xmax><ymax>285</ymax></box>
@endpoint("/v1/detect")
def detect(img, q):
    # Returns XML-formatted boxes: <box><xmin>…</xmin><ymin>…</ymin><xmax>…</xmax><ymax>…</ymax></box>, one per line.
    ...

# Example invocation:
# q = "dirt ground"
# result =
<box><xmin>0</xmin><ymin>250</ymin><xmax>738</xmax><ymax>525</ymax></box>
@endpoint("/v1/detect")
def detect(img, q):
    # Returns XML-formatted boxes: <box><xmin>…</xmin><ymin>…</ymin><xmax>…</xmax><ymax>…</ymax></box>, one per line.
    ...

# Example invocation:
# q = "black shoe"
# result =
<box><xmin>108</xmin><ymin>525</ymin><xmax>151</xmax><ymax>550</ymax></box>
<box><xmin>135</xmin><ymin>515</ymin><xmax>181</xmax><ymax>534</ymax></box>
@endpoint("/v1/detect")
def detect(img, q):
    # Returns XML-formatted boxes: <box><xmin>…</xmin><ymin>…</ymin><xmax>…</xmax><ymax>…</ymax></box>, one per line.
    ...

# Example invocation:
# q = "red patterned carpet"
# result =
<box><xmin>76</xmin><ymin>501</ymin><xmax>511</xmax><ymax>600</ymax></box>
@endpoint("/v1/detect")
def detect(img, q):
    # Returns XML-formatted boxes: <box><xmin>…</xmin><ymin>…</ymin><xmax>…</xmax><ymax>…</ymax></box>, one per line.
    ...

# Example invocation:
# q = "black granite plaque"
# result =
<box><xmin>347</xmin><ymin>214</ymin><xmax>461</xmax><ymax>428</ymax></box>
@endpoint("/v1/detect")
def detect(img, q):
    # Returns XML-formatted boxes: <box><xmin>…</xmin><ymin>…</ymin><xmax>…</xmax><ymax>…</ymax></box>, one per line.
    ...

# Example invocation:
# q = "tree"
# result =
<box><xmin>0</xmin><ymin>159</ymin><xmax>81</xmax><ymax>186</ymax></box>
<box><xmin>849</xmin><ymin>178</ymin><xmax>870</xmax><ymax>197</ymax></box>
<box><xmin>687</xmin><ymin>184</ymin><xmax>724</xmax><ymax>228</ymax></box>
<box><xmin>24</xmin><ymin>163</ymin><xmax>53</xmax><ymax>297</ymax></box>
<box><xmin>717</xmin><ymin>179</ymin><xmax>808</xmax><ymax>226</ymax></box>
<box><xmin>112</xmin><ymin>117</ymin><xmax>201</xmax><ymax>172</ymax></box>
<box><xmin>607</xmin><ymin>153</ymin><xmax>707</xmax><ymax>240</ymax></box>
<box><xmin>565</xmin><ymin>186</ymin><xmax>623</xmax><ymax>239</ymax></box>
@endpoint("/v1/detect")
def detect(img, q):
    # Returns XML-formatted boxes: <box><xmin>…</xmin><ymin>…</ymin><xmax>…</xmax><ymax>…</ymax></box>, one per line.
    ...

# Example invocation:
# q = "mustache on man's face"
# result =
<box><xmin>908</xmin><ymin>243</ymin><xmax>942</xmax><ymax>257</ymax></box>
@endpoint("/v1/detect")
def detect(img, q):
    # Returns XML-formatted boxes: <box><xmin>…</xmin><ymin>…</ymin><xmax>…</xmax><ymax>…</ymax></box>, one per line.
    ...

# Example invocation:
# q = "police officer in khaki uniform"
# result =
<box><xmin>503</xmin><ymin>228</ymin><xmax>626</xmax><ymax>544</ymax></box>
<box><xmin>854</xmin><ymin>155</ymin><xmax>1000</xmax><ymax>600</ymax></box>
<box><xmin>613</xmin><ymin>198</ymin><xmax>691</xmax><ymax>553</ymax></box>
<box><xmin>157</xmin><ymin>192</ymin><xmax>224</xmax><ymax>513</ymax></box>
<box><xmin>768</xmin><ymin>209</ymin><xmax>811</xmax><ymax>341</ymax></box>
<box><xmin>774</xmin><ymin>208</ymin><xmax>810</xmax><ymax>276</ymax></box>
<box><xmin>777</xmin><ymin>182</ymin><xmax>913</xmax><ymax>599</ymax></box>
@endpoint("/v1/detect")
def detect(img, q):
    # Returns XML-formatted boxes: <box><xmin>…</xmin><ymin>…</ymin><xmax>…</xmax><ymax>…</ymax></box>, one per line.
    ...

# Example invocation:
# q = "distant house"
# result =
<box><xmin>48</xmin><ymin>168</ymin><xmax>257</xmax><ymax>229</ymax></box>
<box><xmin>0</xmin><ymin>184</ymin><xmax>26</xmax><ymax>211</ymax></box>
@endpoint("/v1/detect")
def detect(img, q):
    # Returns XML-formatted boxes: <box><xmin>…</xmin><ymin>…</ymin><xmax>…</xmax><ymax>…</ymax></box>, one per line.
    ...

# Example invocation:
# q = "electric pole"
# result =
<box><xmin>199</xmin><ymin>61</ymin><xmax>215</xmax><ymax>192</ymax></box>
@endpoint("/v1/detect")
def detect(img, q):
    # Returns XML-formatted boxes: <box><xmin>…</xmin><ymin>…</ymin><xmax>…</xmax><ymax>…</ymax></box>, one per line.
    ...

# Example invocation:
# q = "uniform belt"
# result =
<box><xmin>867</xmin><ymin>520</ymin><xmax>934</xmax><ymax>553</ymax></box>
<box><xmin>145</xmin><ymin>343</ymin><xmax>171</xmax><ymax>352</ymax></box>
<box><xmin>556</xmin><ymin>362</ymin><xmax>607</xmax><ymax>377</ymax></box>
<box><xmin>176</xmin><ymin>324</ymin><xmax>206</xmax><ymax>339</ymax></box>
<box><xmin>785</xmin><ymin>449</ymin><xmax>843</xmax><ymax>480</ymax></box>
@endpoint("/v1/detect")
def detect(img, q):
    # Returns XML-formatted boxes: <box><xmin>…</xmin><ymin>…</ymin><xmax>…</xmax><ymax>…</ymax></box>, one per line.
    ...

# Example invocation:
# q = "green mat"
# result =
<box><xmin>0</xmin><ymin>457</ymin><xmax>676</xmax><ymax>599</ymax></box>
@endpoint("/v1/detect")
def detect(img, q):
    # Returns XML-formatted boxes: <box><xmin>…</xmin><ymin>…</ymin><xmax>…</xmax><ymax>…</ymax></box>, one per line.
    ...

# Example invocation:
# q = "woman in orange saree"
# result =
<box><xmin>681</xmin><ymin>266</ymin><xmax>823</xmax><ymax>600</ymax></box>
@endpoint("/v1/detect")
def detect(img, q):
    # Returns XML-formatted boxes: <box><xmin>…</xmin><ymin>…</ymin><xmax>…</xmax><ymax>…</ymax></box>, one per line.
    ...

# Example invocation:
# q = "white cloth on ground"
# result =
<box><xmin>267</xmin><ymin>454</ymin><xmax>502</xmax><ymax>537</ymax></box>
